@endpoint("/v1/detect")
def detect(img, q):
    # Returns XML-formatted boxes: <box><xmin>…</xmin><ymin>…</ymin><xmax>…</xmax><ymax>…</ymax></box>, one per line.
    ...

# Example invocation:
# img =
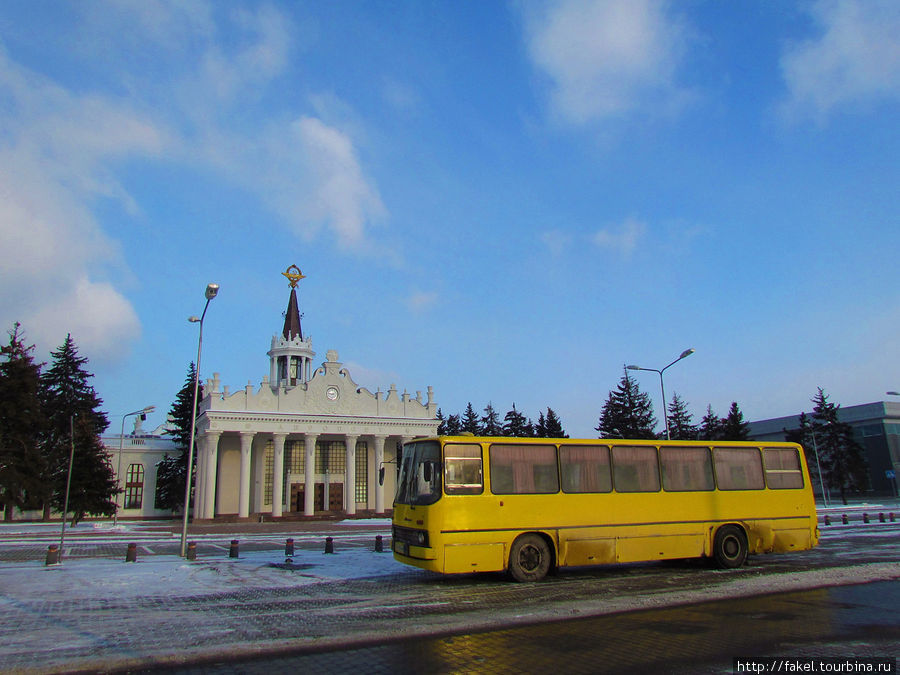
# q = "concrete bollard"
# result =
<box><xmin>879</xmin><ymin>512</ymin><xmax>885</xmax><ymax>523</ymax></box>
<box><xmin>125</xmin><ymin>543</ymin><xmax>137</xmax><ymax>563</ymax></box>
<box><xmin>186</xmin><ymin>541</ymin><xmax>197</xmax><ymax>560</ymax></box>
<box><xmin>324</xmin><ymin>536</ymin><xmax>334</xmax><ymax>554</ymax></box>
<box><xmin>45</xmin><ymin>544</ymin><xmax>59</xmax><ymax>566</ymax></box>
<box><xmin>229</xmin><ymin>539</ymin><xmax>239</xmax><ymax>558</ymax></box>
<box><xmin>891</xmin><ymin>513</ymin><xmax>896</xmax><ymax>523</ymax></box>
<box><xmin>375</xmin><ymin>535</ymin><xmax>384</xmax><ymax>552</ymax></box>
<box><xmin>863</xmin><ymin>513</ymin><xmax>869</xmax><ymax>524</ymax></box>
<box><xmin>285</xmin><ymin>538</ymin><xmax>294</xmax><ymax>556</ymax></box>
<box><xmin>842</xmin><ymin>513</ymin><xmax>848</xmax><ymax>525</ymax></box>
<box><xmin>824</xmin><ymin>515</ymin><xmax>831</xmax><ymax>526</ymax></box>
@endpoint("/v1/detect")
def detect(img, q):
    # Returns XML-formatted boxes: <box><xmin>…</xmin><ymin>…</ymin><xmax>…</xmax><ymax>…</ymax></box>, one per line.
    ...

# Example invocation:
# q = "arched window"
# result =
<box><xmin>125</xmin><ymin>464</ymin><xmax>144</xmax><ymax>509</ymax></box>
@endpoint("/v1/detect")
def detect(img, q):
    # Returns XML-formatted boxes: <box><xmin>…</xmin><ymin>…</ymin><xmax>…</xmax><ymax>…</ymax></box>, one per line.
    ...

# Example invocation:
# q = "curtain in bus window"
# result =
<box><xmin>611</xmin><ymin>446</ymin><xmax>660</xmax><ymax>492</ymax></box>
<box><xmin>489</xmin><ymin>444</ymin><xmax>559</xmax><ymax>494</ymax></box>
<box><xmin>713</xmin><ymin>447</ymin><xmax>765</xmax><ymax>490</ymax></box>
<box><xmin>763</xmin><ymin>447</ymin><xmax>804</xmax><ymax>489</ymax></box>
<box><xmin>560</xmin><ymin>445</ymin><xmax>612</xmax><ymax>493</ymax></box>
<box><xmin>659</xmin><ymin>446</ymin><xmax>714</xmax><ymax>491</ymax></box>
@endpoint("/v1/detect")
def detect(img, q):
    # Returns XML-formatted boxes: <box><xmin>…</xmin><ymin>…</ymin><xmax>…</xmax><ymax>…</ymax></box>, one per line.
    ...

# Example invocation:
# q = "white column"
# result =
<box><xmin>345</xmin><ymin>435</ymin><xmax>358</xmax><ymax>515</ymax></box>
<box><xmin>193</xmin><ymin>437</ymin><xmax>206</xmax><ymax>520</ymax></box>
<box><xmin>304</xmin><ymin>433</ymin><xmax>318</xmax><ymax>516</ymax></box>
<box><xmin>272</xmin><ymin>433</ymin><xmax>286</xmax><ymax>518</ymax></box>
<box><xmin>238</xmin><ymin>432</ymin><xmax>253</xmax><ymax>519</ymax></box>
<box><xmin>202</xmin><ymin>432</ymin><xmax>221</xmax><ymax>519</ymax></box>
<box><xmin>373</xmin><ymin>435</ymin><xmax>387</xmax><ymax>514</ymax></box>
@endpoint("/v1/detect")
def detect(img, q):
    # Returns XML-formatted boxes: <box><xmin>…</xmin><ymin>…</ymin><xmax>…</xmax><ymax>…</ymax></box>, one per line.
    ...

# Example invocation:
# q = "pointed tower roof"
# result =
<box><xmin>281</xmin><ymin>264</ymin><xmax>305</xmax><ymax>340</ymax></box>
<box><xmin>283</xmin><ymin>287</ymin><xmax>302</xmax><ymax>340</ymax></box>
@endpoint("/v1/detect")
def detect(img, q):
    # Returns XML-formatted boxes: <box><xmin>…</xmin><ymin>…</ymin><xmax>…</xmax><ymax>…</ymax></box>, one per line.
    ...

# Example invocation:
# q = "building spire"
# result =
<box><xmin>281</xmin><ymin>265</ymin><xmax>304</xmax><ymax>340</ymax></box>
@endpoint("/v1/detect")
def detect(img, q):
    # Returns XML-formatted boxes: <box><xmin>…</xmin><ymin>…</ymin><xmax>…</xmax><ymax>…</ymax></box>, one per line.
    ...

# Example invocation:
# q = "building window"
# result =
<box><xmin>355</xmin><ymin>441</ymin><xmax>368</xmax><ymax>504</ymax></box>
<box><xmin>286</xmin><ymin>440</ymin><xmax>304</xmax><ymax>474</ymax></box>
<box><xmin>315</xmin><ymin>441</ymin><xmax>346</xmax><ymax>473</ymax></box>
<box><xmin>125</xmin><ymin>463</ymin><xmax>144</xmax><ymax>509</ymax></box>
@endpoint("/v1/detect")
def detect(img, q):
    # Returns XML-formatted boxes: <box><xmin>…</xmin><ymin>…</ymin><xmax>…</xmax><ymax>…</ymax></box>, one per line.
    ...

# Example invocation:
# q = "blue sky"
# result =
<box><xmin>1</xmin><ymin>1</ymin><xmax>898</xmax><ymax>438</ymax></box>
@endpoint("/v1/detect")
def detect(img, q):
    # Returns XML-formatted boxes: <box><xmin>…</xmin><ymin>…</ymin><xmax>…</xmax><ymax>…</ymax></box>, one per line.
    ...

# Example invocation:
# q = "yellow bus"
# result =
<box><xmin>391</xmin><ymin>436</ymin><xmax>819</xmax><ymax>581</ymax></box>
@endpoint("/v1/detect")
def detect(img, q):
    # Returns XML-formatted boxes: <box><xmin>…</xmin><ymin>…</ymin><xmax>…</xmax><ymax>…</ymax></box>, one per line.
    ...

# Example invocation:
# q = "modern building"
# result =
<box><xmin>748</xmin><ymin>401</ymin><xmax>900</xmax><ymax>498</ymax></box>
<box><xmin>190</xmin><ymin>265</ymin><xmax>438</xmax><ymax>520</ymax></box>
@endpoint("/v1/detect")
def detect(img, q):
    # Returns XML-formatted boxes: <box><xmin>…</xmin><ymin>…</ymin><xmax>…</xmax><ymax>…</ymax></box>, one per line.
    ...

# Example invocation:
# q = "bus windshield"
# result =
<box><xmin>395</xmin><ymin>441</ymin><xmax>442</xmax><ymax>506</ymax></box>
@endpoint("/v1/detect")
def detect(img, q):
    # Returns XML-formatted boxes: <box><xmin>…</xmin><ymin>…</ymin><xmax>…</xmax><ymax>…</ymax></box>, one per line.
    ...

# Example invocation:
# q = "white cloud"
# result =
<box><xmin>592</xmin><ymin>217</ymin><xmax>645</xmax><ymax>257</ymax></box>
<box><xmin>0</xmin><ymin>48</ymin><xmax>166</xmax><ymax>362</ymax></box>
<box><xmin>520</xmin><ymin>0</ymin><xmax>691</xmax><ymax>124</ymax></box>
<box><xmin>406</xmin><ymin>291</ymin><xmax>439</xmax><ymax>313</ymax></box>
<box><xmin>541</xmin><ymin>229</ymin><xmax>574</xmax><ymax>257</ymax></box>
<box><xmin>780</xmin><ymin>0</ymin><xmax>900</xmax><ymax>121</ymax></box>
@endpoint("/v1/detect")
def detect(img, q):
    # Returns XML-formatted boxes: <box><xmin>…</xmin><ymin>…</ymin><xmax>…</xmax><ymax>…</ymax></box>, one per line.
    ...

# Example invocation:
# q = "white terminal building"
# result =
<box><xmin>190</xmin><ymin>266</ymin><xmax>438</xmax><ymax>520</ymax></box>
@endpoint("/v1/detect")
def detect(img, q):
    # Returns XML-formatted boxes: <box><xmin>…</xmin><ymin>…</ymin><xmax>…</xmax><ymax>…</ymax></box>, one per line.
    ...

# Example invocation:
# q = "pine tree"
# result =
<box><xmin>596</xmin><ymin>370</ymin><xmax>656</xmax><ymax>439</ymax></box>
<box><xmin>0</xmin><ymin>323</ymin><xmax>47</xmax><ymax>520</ymax></box>
<box><xmin>784</xmin><ymin>412</ymin><xmax>827</xmax><ymax>499</ymax></box>
<box><xmin>444</xmin><ymin>413</ymin><xmax>461</xmax><ymax>436</ymax></box>
<box><xmin>502</xmin><ymin>404</ymin><xmax>529</xmax><ymax>437</ymax></box>
<box><xmin>461</xmin><ymin>402</ymin><xmax>481</xmax><ymax>434</ymax></box>
<box><xmin>719</xmin><ymin>402</ymin><xmax>750</xmax><ymax>440</ymax></box>
<box><xmin>811</xmin><ymin>388</ymin><xmax>868</xmax><ymax>504</ymax></box>
<box><xmin>534</xmin><ymin>411</ymin><xmax>547</xmax><ymax>438</ymax></box>
<box><xmin>481</xmin><ymin>402</ymin><xmax>502</xmax><ymax>436</ymax></box>
<box><xmin>436</xmin><ymin>408</ymin><xmax>447</xmax><ymax>435</ymax></box>
<box><xmin>666</xmin><ymin>394</ymin><xmax>696</xmax><ymax>440</ymax></box>
<box><xmin>698</xmin><ymin>405</ymin><xmax>723</xmax><ymax>441</ymax></box>
<box><xmin>543</xmin><ymin>408</ymin><xmax>567</xmax><ymax>438</ymax></box>
<box><xmin>155</xmin><ymin>363</ymin><xmax>204</xmax><ymax>511</ymax></box>
<box><xmin>40</xmin><ymin>334</ymin><xmax>115</xmax><ymax>525</ymax></box>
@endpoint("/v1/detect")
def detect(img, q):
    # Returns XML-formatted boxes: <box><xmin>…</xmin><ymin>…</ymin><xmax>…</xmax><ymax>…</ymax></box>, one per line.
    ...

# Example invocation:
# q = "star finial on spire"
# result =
<box><xmin>282</xmin><ymin>264</ymin><xmax>306</xmax><ymax>288</ymax></box>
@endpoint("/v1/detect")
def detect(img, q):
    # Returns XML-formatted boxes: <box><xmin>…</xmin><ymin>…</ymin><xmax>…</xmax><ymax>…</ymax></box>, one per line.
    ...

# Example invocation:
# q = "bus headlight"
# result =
<box><xmin>414</xmin><ymin>530</ymin><xmax>428</xmax><ymax>547</ymax></box>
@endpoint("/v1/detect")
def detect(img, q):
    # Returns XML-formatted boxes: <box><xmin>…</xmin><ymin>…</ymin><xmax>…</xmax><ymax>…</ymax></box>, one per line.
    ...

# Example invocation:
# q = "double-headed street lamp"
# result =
<box><xmin>180</xmin><ymin>283</ymin><xmax>219</xmax><ymax>558</ymax></box>
<box><xmin>115</xmin><ymin>405</ymin><xmax>155</xmax><ymax>526</ymax></box>
<box><xmin>627</xmin><ymin>348</ymin><xmax>695</xmax><ymax>441</ymax></box>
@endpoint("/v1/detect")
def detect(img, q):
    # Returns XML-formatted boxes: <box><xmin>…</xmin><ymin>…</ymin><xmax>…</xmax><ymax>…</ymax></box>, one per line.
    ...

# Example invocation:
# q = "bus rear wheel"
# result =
<box><xmin>509</xmin><ymin>534</ymin><xmax>552</xmax><ymax>582</ymax></box>
<box><xmin>713</xmin><ymin>525</ymin><xmax>748</xmax><ymax>568</ymax></box>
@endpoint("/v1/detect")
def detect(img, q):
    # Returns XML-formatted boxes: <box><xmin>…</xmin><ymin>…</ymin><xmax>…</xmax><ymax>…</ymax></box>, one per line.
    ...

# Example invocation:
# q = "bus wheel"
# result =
<box><xmin>509</xmin><ymin>534</ymin><xmax>552</xmax><ymax>582</ymax></box>
<box><xmin>713</xmin><ymin>525</ymin><xmax>748</xmax><ymax>568</ymax></box>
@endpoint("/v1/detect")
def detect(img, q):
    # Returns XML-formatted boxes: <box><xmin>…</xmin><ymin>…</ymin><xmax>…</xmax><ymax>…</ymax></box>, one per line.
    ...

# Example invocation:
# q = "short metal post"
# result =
<box><xmin>879</xmin><ymin>512</ymin><xmax>885</xmax><ymax>523</ymax></box>
<box><xmin>375</xmin><ymin>535</ymin><xmax>383</xmax><ymax>552</ymax></box>
<box><xmin>824</xmin><ymin>515</ymin><xmax>830</xmax><ymax>526</ymax></box>
<box><xmin>285</xmin><ymin>538</ymin><xmax>294</xmax><ymax>556</ymax></box>
<box><xmin>229</xmin><ymin>539</ymin><xmax>239</xmax><ymax>558</ymax></box>
<box><xmin>125</xmin><ymin>543</ymin><xmax>137</xmax><ymax>562</ymax></box>
<box><xmin>863</xmin><ymin>513</ymin><xmax>869</xmax><ymax>524</ymax></box>
<box><xmin>891</xmin><ymin>512</ymin><xmax>895</xmax><ymax>523</ymax></box>
<box><xmin>186</xmin><ymin>541</ymin><xmax>197</xmax><ymax>560</ymax></box>
<box><xmin>324</xmin><ymin>536</ymin><xmax>334</xmax><ymax>554</ymax></box>
<box><xmin>45</xmin><ymin>544</ymin><xmax>59</xmax><ymax>566</ymax></box>
<box><xmin>842</xmin><ymin>513</ymin><xmax>848</xmax><ymax>525</ymax></box>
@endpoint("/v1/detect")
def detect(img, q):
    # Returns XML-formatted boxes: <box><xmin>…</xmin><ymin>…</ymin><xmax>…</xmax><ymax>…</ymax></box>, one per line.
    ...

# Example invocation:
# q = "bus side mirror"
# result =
<box><xmin>379</xmin><ymin>466</ymin><xmax>385</xmax><ymax>486</ymax></box>
<box><xmin>423</xmin><ymin>462</ymin><xmax>432</xmax><ymax>482</ymax></box>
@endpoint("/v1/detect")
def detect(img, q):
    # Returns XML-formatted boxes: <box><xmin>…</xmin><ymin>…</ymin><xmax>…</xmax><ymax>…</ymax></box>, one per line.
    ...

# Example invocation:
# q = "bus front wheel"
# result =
<box><xmin>509</xmin><ymin>534</ymin><xmax>552</xmax><ymax>582</ymax></box>
<box><xmin>713</xmin><ymin>525</ymin><xmax>748</xmax><ymax>568</ymax></box>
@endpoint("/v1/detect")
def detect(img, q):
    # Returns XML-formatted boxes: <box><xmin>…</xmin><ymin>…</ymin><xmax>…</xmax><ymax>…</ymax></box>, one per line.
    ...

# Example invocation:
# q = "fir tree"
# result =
<box><xmin>481</xmin><ymin>402</ymin><xmax>502</xmax><ymax>436</ymax></box>
<box><xmin>811</xmin><ymin>388</ymin><xmax>868</xmax><ymax>504</ymax></box>
<box><xmin>40</xmin><ymin>334</ymin><xmax>115</xmax><ymax>525</ymax></box>
<box><xmin>784</xmin><ymin>412</ymin><xmax>827</xmax><ymax>500</ymax></box>
<box><xmin>0</xmin><ymin>323</ymin><xmax>47</xmax><ymax>520</ymax></box>
<box><xmin>155</xmin><ymin>363</ymin><xmax>204</xmax><ymax>512</ymax></box>
<box><xmin>461</xmin><ymin>403</ymin><xmax>481</xmax><ymax>434</ymax></box>
<box><xmin>596</xmin><ymin>370</ymin><xmax>656</xmax><ymax>439</ymax></box>
<box><xmin>543</xmin><ymin>408</ymin><xmax>567</xmax><ymax>438</ymax></box>
<box><xmin>719</xmin><ymin>402</ymin><xmax>750</xmax><ymax>440</ymax></box>
<box><xmin>666</xmin><ymin>394</ymin><xmax>696</xmax><ymax>440</ymax></box>
<box><xmin>436</xmin><ymin>408</ymin><xmax>447</xmax><ymax>435</ymax></box>
<box><xmin>698</xmin><ymin>405</ymin><xmax>723</xmax><ymax>441</ymax></box>
<box><xmin>502</xmin><ymin>403</ymin><xmax>529</xmax><ymax>437</ymax></box>
<box><xmin>534</xmin><ymin>411</ymin><xmax>547</xmax><ymax>438</ymax></box>
<box><xmin>444</xmin><ymin>413</ymin><xmax>461</xmax><ymax>436</ymax></box>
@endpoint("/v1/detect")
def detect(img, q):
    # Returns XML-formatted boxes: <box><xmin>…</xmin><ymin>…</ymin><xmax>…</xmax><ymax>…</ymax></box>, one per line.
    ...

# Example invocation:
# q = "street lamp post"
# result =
<box><xmin>180</xmin><ymin>283</ymin><xmax>219</xmax><ymax>558</ymax></box>
<box><xmin>627</xmin><ymin>348</ymin><xmax>695</xmax><ymax>441</ymax></box>
<box><xmin>114</xmin><ymin>406</ymin><xmax>155</xmax><ymax>527</ymax></box>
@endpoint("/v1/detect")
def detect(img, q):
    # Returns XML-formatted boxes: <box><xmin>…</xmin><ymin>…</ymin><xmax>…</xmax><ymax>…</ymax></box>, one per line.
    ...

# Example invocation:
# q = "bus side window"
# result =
<box><xmin>489</xmin><ymin>444</ymin><xmax>559</xmax><ymax>494</ymax></box>
<box><xmin>444</xmin><ymin>443</ymin><xmax>484</xmax><ymax>495</ymax></box>
<box><xmin>763</xmin><ymin>447</ymin><xmax>804</xmax><ymax>489</ymax></box>
<box><xmin>713</xmin><ymin>447</ymin><xmax>765</xmax><ymax>490</ymax></box>
<box><xmin>560</xmin><ymin>445</ymin><xmax>612</xmax><ymax>493</ymax></box>
<box><xmin>611</xmin><ymin>446</ymin><xmax>660</xmax><ymax>492</ymax></box>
